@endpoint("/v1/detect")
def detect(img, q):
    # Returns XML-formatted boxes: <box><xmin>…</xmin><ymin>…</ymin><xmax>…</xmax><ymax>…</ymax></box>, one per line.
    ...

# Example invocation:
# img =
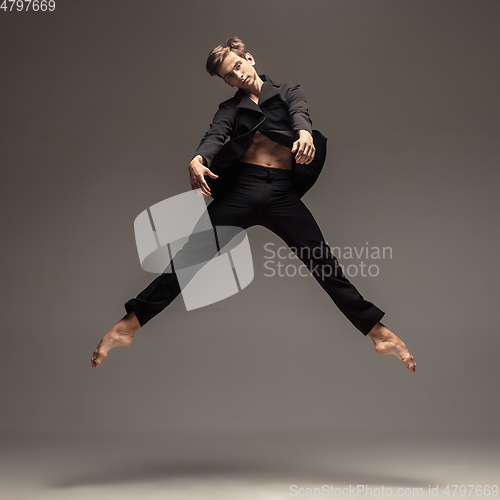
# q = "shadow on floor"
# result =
<box><xmin>52</xmin><ymin>458</ymin><xmax>433</xmax><ymax>490</ymax></box>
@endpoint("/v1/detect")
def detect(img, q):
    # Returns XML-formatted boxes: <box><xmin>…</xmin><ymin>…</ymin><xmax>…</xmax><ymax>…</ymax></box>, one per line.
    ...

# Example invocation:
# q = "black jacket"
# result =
<box><xmin>194</xmin><ymin>74</ymin><xmax>327</xmax><ymax>198</ymax></box>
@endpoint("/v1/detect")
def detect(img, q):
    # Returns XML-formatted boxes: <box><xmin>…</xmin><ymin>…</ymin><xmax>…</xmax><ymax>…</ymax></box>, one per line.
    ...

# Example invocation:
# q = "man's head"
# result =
<box><xmin>206</xmin><ymin>36</ymin><xmax>258</xmax><ymax>89</ymax></box>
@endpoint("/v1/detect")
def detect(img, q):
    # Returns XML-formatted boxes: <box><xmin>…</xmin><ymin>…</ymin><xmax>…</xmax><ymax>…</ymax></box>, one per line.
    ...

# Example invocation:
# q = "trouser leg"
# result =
<box><xmin>262</xmin><ymin>180</ymin><xmax>385</xmax><ymax>335</ymax></box>
<box><xmin>124</xmin><ymin>182</ymin><xmax>260</xmax><ymax>327</ymax></box>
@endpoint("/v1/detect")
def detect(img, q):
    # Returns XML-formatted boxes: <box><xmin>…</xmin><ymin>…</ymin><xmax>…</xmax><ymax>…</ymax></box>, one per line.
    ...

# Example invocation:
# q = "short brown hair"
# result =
<box><xmin>206</xmin><ymin>36</ymin><xmax>247</xmax><ymax>78</ymax></box>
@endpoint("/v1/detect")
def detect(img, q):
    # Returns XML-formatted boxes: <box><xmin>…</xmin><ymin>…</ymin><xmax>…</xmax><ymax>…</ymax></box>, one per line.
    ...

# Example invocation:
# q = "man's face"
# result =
<box><xmin>218</xmin><ymin>51</ymin><xmax>256</xmax><ymax>88</ymax></box>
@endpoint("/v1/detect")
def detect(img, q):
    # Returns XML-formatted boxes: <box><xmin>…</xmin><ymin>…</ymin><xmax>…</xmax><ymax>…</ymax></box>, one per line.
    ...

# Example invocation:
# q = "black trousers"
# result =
<box><xmin>124</xmin><ymin>162</ymin><xmax>385</xmax><ymax>335</ymax></box>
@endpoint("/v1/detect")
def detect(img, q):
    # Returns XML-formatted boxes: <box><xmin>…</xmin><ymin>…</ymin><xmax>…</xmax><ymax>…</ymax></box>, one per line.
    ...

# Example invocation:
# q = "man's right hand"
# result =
<box><xmin>188</xmin><ymin>155</ymin><xmax>219</xmax><ymax>197</ymax></box>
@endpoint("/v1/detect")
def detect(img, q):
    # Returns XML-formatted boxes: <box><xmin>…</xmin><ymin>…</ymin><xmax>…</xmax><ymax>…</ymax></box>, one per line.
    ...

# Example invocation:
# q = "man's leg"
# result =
<box><xmin>262</xmin><ymin>181</ymin><xmax>416</xmax><ymax>372</ymax></box>
<box><xmin>91</xmin><ymin>184</ymin><xmax>260</xmax><ymax>368</ymax></box>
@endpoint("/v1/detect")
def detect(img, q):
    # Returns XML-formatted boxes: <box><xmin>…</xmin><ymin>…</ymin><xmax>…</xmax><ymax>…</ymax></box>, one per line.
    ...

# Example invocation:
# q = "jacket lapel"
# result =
<box><xmin>235</xmin><ymin>95</ymin><xmax>262</xmax><ymax>113</ymax></box>
<box><xmin>257</xmin><ymin>74</ymin><xmax>281</xmax><ymax>105</ymax></box>
<box><xmin>235</xmin><ymin>74</ymin><xmax>281</xmax><ymax>112</ymax></box>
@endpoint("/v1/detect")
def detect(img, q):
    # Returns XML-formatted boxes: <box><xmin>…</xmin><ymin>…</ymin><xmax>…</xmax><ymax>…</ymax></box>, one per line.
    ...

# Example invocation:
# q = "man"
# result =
<box><xmin>91</xmin><ymin>37</ymin><xmax>416</xmax><ymax>373</ymax></box>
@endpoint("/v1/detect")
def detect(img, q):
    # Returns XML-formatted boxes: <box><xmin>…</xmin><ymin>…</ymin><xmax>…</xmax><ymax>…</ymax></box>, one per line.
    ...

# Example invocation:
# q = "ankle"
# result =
<box><xmin>368</xmin><ymin>322</ymin><xmax>388</xmax><ymax>340</ymax></box>
<box><xmin>116</xmin><ymin>312</ymin><xmax>141</xmax><ymax>334</ymax></box>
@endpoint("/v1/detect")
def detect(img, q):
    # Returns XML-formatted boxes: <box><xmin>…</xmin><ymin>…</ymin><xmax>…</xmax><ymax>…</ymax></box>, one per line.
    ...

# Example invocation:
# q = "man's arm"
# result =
<box><xmin>286</xmin><ymin>83</ymin><xmax>313</xmax><ymax>135</ymax></box>
<box><xmin>189</xmin><ymin>101</ymin><xmax>234</xmax><ymax>197</ymax></box>
<box><xmin>193</xmin><ymin>100</ymin><xmax>235</xmax><ymax>168</ymax></box>
<box><xmin>286</xmin><ymin>83</ymin><xmax>315</xmax><ymax>164</ymax></box>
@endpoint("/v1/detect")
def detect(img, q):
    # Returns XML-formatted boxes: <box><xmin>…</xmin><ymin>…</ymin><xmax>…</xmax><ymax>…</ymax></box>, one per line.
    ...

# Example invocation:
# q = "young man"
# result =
<box><xmin>91</xmin><ymin>37</ymin><xmax>416</xmax><ymax>373</ymax></box>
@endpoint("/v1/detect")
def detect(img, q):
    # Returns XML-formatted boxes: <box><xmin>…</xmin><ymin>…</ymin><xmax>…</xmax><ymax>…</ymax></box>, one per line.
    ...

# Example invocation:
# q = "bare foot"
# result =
<box><xmin>91</xmin><ymin>312</ymin><xmax>141</xmax><ymax>368</ymax></box>
<box><xmin>367</xmin><ymin>321</ymin><xmax>417</xmax><ymax>373</ymax></box>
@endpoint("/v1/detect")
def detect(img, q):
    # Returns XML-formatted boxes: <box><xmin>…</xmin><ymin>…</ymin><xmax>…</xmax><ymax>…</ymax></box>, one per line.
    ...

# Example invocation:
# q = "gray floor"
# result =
<box><xmin>1</xmin><ymin>431</ymin><xmax>498</xmax><ymax>499</ymax></box>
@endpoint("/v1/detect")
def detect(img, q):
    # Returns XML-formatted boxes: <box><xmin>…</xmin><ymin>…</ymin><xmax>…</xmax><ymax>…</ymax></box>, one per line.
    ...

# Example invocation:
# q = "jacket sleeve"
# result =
<box><xmin>193</xmin><ymin>100</ymin><xmax>235</xmax><ymax>168</ymax></box>
<box><xmin>286</xmin><ymin>83</ymin><xmax>313</xmax><ymax>135</ymax></box>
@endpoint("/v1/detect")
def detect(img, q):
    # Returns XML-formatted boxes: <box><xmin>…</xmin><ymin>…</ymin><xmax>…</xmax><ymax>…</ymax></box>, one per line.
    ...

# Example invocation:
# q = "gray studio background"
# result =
<box><xmin>1</xmin><ymin>0</ymin><xmax>499</xmax><ymax>435</ymax></box>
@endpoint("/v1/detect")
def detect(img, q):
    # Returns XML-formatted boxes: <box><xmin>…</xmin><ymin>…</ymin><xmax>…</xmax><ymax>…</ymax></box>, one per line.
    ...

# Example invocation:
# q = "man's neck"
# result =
<box><xmin>244</xmin><ymin>73</ymin><xmax>264</xmax><ymax>101</ymax></box>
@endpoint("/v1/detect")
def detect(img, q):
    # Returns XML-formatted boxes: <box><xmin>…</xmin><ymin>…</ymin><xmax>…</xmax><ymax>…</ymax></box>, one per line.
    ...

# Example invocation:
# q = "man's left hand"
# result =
<box><xmin>291</xmin><ymin>130</ymin><xmax>315</xmax><ymax>164</ymax></box>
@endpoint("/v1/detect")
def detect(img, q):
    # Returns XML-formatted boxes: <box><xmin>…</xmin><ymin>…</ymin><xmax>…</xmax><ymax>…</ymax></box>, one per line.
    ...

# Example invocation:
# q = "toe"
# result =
<box><xmin>91</xmin><ymin>348</ymin><xmax>107</xmax><ymax>368</ymax></box>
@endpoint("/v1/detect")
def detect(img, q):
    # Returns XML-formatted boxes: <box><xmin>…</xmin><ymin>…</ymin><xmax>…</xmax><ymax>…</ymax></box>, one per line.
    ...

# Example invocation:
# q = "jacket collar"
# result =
<box><xmin>235</xmin><ymin>74</ymin><xmax>280</xmax><ymax>112</ymax></box>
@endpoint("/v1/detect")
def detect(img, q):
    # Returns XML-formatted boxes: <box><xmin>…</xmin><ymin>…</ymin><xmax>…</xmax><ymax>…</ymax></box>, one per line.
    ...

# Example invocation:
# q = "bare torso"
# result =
<box><xmin>240</xmin><ymin>131</ymin><xmax>293</xmax><ymax>170</ymax></box>
<box><xmin>240</xmin><ymin>95</ymin><xmax>293</xmax><ymax>170</ymax></box>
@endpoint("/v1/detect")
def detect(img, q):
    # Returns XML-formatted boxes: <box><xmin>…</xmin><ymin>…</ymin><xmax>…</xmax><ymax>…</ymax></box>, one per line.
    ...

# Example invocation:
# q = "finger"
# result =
<box><xmin>305</xmin><ymin>144</ymin><xmax>313</xmax><ymax>161</ymax></box>
<box><xmin>297</xmin><ymin>148</ymin><xmax>305</xmax><ymax>163</ymax></box>
<box><xmin>197</xmin><ymin>184</ymin><xmax>209</xmax><ymax>197</ymax></box>
<box><xmin>304</xmin><ymin>146</ymin><xmax>313</xmax><ymax>163</ymax></box>
<box><xmin>193</xmin><ymin>183</ymin><xmax>205</xmax><ymax>197</ymax></box>
<box><xmin>200</xmin><ymin>181</ymin><xmax>212</xmax><ymax>197</ymax></box>
<box><xmin>196</xmin><ymin>185</ymin><xmax>207</xmax><ymax>197</ymax></box>
<box><xmin>307</xmin><ymin>148</ymin><xmax>316</xmax><ymax>164</ymax></box>
<box><xmin>205</xmin><ymin>169</ymin><xmax>219</xmax><ymax>179</ymax></box>
<box><xmin>309</xmin><ymin>150</ymin><xmax>316</xmax><ymax>163</ymax></box>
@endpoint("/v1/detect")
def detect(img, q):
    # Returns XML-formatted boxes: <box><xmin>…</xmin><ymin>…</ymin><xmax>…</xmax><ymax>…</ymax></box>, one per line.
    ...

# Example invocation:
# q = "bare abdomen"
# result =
<box><xmin>240</xmin><ymin>131</ymin><xmax>293</xmax><ymax>170</ymax></box>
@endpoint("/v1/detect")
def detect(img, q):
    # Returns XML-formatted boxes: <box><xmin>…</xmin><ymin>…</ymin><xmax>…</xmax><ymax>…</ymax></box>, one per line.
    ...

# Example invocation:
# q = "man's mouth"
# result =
<box><xmin>242</xmin><ymin>77</ymin><xmax>249</xmax><ymax>84</ymax></box>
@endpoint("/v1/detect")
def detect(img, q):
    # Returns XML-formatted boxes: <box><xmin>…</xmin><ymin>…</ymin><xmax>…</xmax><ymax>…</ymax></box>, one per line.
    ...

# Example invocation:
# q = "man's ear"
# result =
<box><xmin>245</xmin><ymin>52</ymin><xmax>256</xmax><ymax>66</ymax></box>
